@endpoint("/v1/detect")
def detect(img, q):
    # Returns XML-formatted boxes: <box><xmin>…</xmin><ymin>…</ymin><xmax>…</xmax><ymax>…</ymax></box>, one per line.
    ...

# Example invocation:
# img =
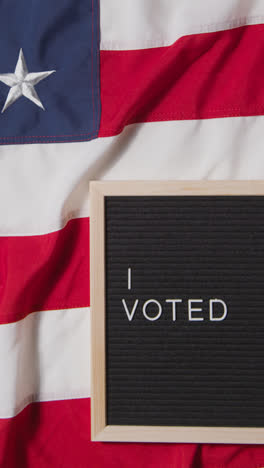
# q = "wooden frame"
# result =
<box><xmin>90</xmin><ymin>180</ymin><xmax>264</xmax><ymax>443</ymax></box>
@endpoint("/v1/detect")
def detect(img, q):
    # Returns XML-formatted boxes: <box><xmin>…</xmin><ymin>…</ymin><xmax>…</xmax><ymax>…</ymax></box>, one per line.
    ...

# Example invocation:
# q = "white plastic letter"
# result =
<box><xmin>122</xmin><ymin>299</ymin><xmax>139</xmax><ymax>321</ymax></box>
<box><xmin>188</xmin><ymin>299</ymin><xmax>204</xmax><ymax>321</ymax></box>
<box><xmin>143</xmin><ymin>299</ymin><xmax>162</xmax><ymax>321</ymax></box>
<box><xmin>209</xmin><ymin>299</ymin><xmax>228</xmax><ymax>321</ymax></box>
<box><xmin>166</xmin><ymin>299</ymin><xmax>182</xmax><ymax>321</ymax></box>
<box><xmin>128</xmin><ymin>267</ymin><xmax>131</xmax><ymax>290</ymax></box>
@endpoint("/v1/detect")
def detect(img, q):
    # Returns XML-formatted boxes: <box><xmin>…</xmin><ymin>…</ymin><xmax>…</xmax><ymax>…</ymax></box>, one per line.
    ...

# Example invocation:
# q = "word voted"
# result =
<box><xmin>122</xmin><ymin>298</ymin><xmax>228</xmax><ymax>322</ymax></box>
<box><xmin>123</xmin><ymin>268</ymin><xmax>227</xmax><ymax>323</ymax></box>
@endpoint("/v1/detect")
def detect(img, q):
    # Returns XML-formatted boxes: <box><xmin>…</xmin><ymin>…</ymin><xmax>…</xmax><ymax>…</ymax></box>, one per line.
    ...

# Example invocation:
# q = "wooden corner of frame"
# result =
<box><xmin>91</xmin><ymin>426</ymin><xmax>107</xmax><ymax>442</ymax></box>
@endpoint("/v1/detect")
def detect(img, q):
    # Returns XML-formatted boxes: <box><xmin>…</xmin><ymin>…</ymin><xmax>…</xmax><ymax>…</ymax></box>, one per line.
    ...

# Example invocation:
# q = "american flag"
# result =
<box><xmin>1</xmin><ymin>0</ymin><xmax>264</xmax><ymax>466</ymax></box>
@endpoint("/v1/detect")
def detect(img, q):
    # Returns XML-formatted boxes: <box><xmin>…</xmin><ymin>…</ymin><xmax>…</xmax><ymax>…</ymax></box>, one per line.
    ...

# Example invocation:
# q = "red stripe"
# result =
<box><xmin>0</xmin><ymin>398</ymin><xmax>263</xmax><ymax>468</ymax></box>
<box><xmin>99</xmin><ymin>24</ymin><xmax>264</xmax><ymax>137</ymax></box>
<box><xmin>0</xmin><ymin>218</ymin><xmax>90</xmax><ymax>325</ymax></box>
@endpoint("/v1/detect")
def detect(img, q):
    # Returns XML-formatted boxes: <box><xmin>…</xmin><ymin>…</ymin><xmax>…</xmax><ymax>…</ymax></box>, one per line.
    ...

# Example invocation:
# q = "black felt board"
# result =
<box><xmin>105</xmin><ymin>196</ymin><xmax>264</xmax><ymax>427</ymax></box>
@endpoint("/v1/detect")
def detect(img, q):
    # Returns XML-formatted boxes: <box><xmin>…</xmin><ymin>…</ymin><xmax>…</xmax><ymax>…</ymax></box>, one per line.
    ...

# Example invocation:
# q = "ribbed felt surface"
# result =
<box><xmin>105</xmin><ymin>196</ymin><xmax>264</xmax><ymax>427</ymax></box>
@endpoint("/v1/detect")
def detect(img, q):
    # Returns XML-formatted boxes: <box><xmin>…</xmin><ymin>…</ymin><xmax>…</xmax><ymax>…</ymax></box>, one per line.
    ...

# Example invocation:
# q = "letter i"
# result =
<box><xmin>128</xmin><ymin>267</ymin><xmax>131</xmax><ymax>290</ymax></box>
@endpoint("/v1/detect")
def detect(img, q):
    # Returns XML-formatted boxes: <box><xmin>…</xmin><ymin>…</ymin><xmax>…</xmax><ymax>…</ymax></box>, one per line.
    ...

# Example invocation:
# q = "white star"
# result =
<box><xmin>0</xmin><ymin>48</ymin><xmax>56</xmax><ymax>113</ymax></box>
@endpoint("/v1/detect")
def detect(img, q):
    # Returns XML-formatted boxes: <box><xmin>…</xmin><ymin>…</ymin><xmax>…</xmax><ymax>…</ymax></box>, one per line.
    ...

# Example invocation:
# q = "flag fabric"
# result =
<box><xmin>1</xmin><ymin>1</ymin><xmax>264</xmax><ymax>467</ymax></box>
<box><xmin>0</xmin><ymin>1</ymin><xmax>100</xmax><ymax>143</ymax></box>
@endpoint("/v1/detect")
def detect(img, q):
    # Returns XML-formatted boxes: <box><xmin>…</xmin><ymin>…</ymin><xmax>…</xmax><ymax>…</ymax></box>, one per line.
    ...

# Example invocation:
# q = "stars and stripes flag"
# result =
<box><xmin>1</xmin><ymin>0</ymin><xmax>264</xmax><ymax>466</ymax></box>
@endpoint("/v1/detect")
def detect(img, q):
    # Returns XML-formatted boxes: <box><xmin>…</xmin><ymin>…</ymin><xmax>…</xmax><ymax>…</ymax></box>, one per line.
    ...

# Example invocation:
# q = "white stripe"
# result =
<box><xmin>2</xmin><ymin>116</ymin><xmax>264</xmax><ymax>236</ymax></box>
<box><xmin>0</xmin><ymin>139</ymin><xmax>110</xmax><ymax>236</ymax></box>
<box><xmin>0</xmin><ymin>307</ymin><xmax>90</xmax><ymax>418</ymax></box>
<box><xmin>100</xmin><ymin>0</ymin><xmax>264</xmax><ymax>50</ymax></box>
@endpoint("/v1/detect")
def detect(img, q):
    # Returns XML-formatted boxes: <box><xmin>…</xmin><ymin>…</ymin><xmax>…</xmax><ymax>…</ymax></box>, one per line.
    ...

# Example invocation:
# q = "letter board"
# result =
<box><xmin>90</xmin><ymin>181</ymin><xmax>264</xmax><ymax>443</ymax></box>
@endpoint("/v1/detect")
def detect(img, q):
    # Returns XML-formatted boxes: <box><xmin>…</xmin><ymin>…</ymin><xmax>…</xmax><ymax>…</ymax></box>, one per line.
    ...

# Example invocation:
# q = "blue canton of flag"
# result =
<box><xmin>0</xmin><ymin>0</ymin><xmax>100</xmax><ymax>144</ymax></box>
